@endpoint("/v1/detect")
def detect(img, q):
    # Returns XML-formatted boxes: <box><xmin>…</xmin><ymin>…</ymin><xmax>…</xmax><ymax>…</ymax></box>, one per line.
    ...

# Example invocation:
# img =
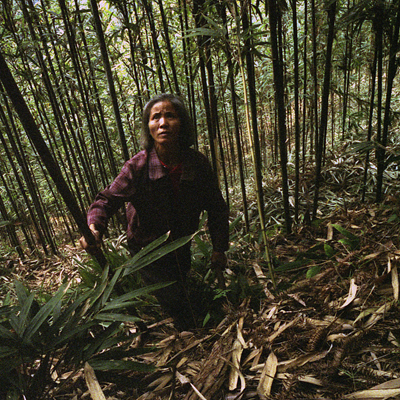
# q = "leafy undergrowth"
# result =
<box><xmin>1</xmin><ymin>199</ymin><xmax>399</xmax><ymax>400</ymax></box>
<box><xmin>2</xmin><ymin>153</ymin><xmax>400</xmax><ymax>399</ymax></box>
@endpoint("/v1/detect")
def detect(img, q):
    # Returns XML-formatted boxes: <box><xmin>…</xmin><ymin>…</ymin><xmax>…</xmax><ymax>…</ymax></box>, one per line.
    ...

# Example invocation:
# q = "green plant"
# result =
<box><xmin>0</xmin><ymin>232</ymin><xmax>195</xmax><ymax>400</ymax></box>
<box><xmin>332</xmin><ymin>224</ymin><xmax>360</xmax><ymax>250</ymax></box>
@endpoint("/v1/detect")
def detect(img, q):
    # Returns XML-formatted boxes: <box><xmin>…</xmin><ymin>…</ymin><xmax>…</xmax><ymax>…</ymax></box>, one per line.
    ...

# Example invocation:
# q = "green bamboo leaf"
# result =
<box><xmin>324</xmin><ymin>243</ymin><xmax>335</xmax><ymax>258</ymax></box>
<box><xmin>229</xmin><ymin>214</ymin><xmax>243</xmax><ymax>232</ymax></box>
<box><xmin>52</xmin><ymin>322</ymin><xmax>97</xmax><ymax>348</ymax></box>
<box><xmin>93</xmin><ymin>345</ymin><xmax>154</xmax><ymax>361</ymax></box>
<box><xmin>82</xmin><ymin>322</ymin><xmax>121</xmax><ymax>361</ymax></box>
<box><xmin>15</xmin><ymin>292</ymin><xmax>35</xmax><ymax>337</ymax></box>
<box><xmin>332</xmin><ymin>224</ymin><xmax>360</xmax><ymax>249</ymax></box>
<box><xmin>95</xmin><ymin>313</ymin><xmax>141</xmax><ymax>323</ymax></box>
<box><xmin>93</xmin><ymin>334</ymin><xmax>134</xmax><ymax>356</ymax></box>
<box><xmin>123</xmin><ymin>233</ymin><xmax>196</xmax><ymax>276</ymax></box>
<box><xmin>0</xmin><ymin>346</ymin><xmax>18</xmax><ymax>357</ymax></box>
<box><xmin>102</xmin><ymin>282</ymin><xmax>173</xmax><ymax>310</ymax></box>
<box><xmin>88</xmin><ymin>266</ymin><xmax>111</xmax><ymax>311</ymax></box>
<box><xmin>0</xmin><ymin>324</ymin><xmax>17</xmax><ymax>341</ymax></box>
<box><xmin>14</xmin><ymin>280</ymin><xmax>29</xmax><ymax>304</ymax></box>
<box><xmin>23</xmin><ymin>282</ymin><xmax>69</xmax><ymax>342</ymax></box>
<box><xmin>121</xmin><ymin>232</ymin><xmax>170</xmax><ymax>270</ymax></box>
<box><xmin>88</xmin><ymin>359</ymin><xmax>155</xmax><ymax>372</ymax></box>
<box><xmin>46</xmin><ymin>289</ymin><xmax>94</xmax><ymax>339</ymax></box>
<box><xmin>306</xmin><ymin>265</ymin><xmax>321</xmax><ymax>279</ymax></box>
<box><xmin>194</xmin><ymin>235</ymin><xmax>211</xmax><ymax>258</ymax></box>
<box><xmin>101</xmin><ymin>268</ymin><xmax>122</xmax><ymax>307</ymax></box>
<box><xmin>332</xmin><ymin>224</ymin><xmax>359</xmax><ymax>241</ymax></box>
<box><xmin>183</xmin><ymin>27</ymin><xmax>224</xmax><ymax>39</ymax></box>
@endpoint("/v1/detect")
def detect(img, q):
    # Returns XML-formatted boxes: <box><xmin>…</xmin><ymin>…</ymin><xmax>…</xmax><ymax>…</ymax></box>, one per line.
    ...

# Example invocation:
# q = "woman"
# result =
<box><xmin>80</xmin><ymin>94</ymin><xmax>229</xmax><ymax>329</ymax></box>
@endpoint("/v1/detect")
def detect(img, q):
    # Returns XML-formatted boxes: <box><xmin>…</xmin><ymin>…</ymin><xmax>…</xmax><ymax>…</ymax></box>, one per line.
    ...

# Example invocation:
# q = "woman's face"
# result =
<box><xmin>148</xmin><ymin>100</ymin><xmax>181</xmax><ymax>149</ymax></box>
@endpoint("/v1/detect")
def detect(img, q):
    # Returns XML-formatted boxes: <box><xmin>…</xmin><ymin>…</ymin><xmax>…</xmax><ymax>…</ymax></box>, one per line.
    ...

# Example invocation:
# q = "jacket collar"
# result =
<box><xmin>147</xmin><ymin>147</ymin><xmax>196</xmax><ymax>181</ymax></box>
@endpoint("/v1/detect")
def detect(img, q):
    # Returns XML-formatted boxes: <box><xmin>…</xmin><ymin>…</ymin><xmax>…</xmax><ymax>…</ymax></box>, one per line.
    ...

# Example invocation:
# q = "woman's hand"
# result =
<box><xmin>211</xmin><ymin>251</ymin><xmax>227</xmax><ymax>289</ymax></box>
<box><xmin>79</xmin><ymin>224</ymin><xmax>102</xmax><ymax>252</ymax></box>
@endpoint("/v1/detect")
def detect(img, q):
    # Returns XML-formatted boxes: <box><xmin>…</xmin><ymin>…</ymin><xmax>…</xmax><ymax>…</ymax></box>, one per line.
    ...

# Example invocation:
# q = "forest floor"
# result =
<box><xmin>3</xmin><ymin>153</ymin><xmax>400</xmax><ymax>400</ymax></box>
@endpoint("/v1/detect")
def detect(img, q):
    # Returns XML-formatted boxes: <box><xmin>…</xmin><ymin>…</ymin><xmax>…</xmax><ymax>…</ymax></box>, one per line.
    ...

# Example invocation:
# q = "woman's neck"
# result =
<box><xmin>154</xmin><ymin>143</ymin><xmax>181</xmax><ymax>166</ymax></box>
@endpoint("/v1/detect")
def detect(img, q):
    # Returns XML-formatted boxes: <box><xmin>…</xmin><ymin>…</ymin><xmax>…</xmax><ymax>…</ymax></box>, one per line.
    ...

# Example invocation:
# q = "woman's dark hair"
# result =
<box><xmin>141</xmin><ymin>93</ymin><xmax>195</xmax><ymax>150</ymax></box>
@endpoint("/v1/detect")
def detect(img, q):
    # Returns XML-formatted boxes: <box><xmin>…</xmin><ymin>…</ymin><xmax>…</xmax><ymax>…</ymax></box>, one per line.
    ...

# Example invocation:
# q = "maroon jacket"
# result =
<box><xmin>87</xmin><ymin>147</ymin><xmax>229</xmax><ymax>254</ymax></box>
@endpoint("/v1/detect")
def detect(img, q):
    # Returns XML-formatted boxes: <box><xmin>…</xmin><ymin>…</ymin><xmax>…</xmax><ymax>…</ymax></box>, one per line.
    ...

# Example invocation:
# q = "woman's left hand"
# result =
<box><xmin>211</xmin><ymin>251</ymin><xmax>227</xmax><ymax>289</ymax></box>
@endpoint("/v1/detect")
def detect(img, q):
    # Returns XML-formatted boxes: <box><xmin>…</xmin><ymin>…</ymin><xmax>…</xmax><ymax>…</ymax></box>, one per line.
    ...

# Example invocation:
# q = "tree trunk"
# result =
<box><xmin>89</xmin><ymin>0</ymin><xmax>130</xmax><ymax>161</ymax></box>
<box><xmin>268</xmin><ymin>0</ymin><xmax>292</xmax><ymax>233</ymax></box>
<box><xmin>312</xmin><ymin>0</ymin><xmax>336</xmax><ymax>219</ymax></box>
<box><xmin>0</xmin><ymin>50</ymin><xmax>107</xmax><ymax>268</ymax></box>
<box><xmin>376</xmin><ymin>1</ymin><xmax>400</xmax><ymax>202</ymax></box>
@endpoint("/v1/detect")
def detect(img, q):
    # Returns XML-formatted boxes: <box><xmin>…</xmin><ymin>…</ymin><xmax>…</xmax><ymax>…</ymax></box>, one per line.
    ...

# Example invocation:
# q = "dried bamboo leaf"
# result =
<box><xmin>267</xmin><ymin>316</ymin><xmax>301</xmax><ymax>343</ymax></box>
<box><xmin>147</xmin><ymin>372</ymin><xmax>173</xmax><ymax>390</ymax></box>
<box><xmin>327</xmin><ymin>332</ymin><xmax>348</xmax><ymax>342</ymax></box>
<box><xmin>340</xmin><ymin>278</ymin><xmax>358</xmax><ymax>309</ymax></box>
<box><xmin>185</xmin><ymin>325</ymin><xmax>235</xmax><ymax>400</ymax></box>
<box><xmin>277</xmin><ymin>350</ymin><xmax>330</xmax><ymax>372</ymax></box>
<box><xmin>243</xmin><ymin>347</ymin><xmax>263</xmax><ymax>368</ymax></box>
<box><xmin>253</xmin><ymin>263</ymin><xmax>275</xmax><ymax>299</ymax></box>
<box><xmin>287</xmin><ymin>293</ymin><xmax>306</xmax><ymax>306</ymax></box>
<box><xmin>156</xmin><ymin>345</ymin><xmax>173</xmax><ymax>366</ymax></box>
<box><xmin>362</xmin><ymin>252</ymin><xmax>381</xmax><ymax>261</ymax></box>
<box><xmin>262</xmin><ymin>305</ymin><xmax>278</xmax><ymax>320</ymax></box>
<box><xmin>277</xmin><ymin>373</ymin><xmax>323</xmax><ymax>386</ymax></box>
<box><xmin>388</xmin><ymin>331</ymin><xmax>400</xmax><ymax>347</ymax></box>
<box><xmin>189</xmin><ymin>383</ymin><xmax>208</xmax><ymax>400</ymax></box>
<box><xmin>176</xmin><ymin>370</ymin><xmax>191</xmax><ymax>385</ymax></box>
<box><xmin>344</xmin><ymin>375</ymin><xmax>400</xmax><ymax>399</ymax></box>
<box><xmin>229</xmin><ymin>317</ymin><xmax>246</xmax><ymax>391</ymax></box>
<box><xmin>327</xmin><ymin>222</ymin><xmax>333</xmax><ymax>241</ymax></box>
<box><xmin>364</xmin><ymin>302</ymin><xmax>393</xmax><ymax>328</ymax></box>
<box><xmin>391</xmin><ymin>265</ymin><xmax>399</xmax><ymax>301</ymax></box>
<box><xmin>353</xmin><ymin>302</ymin><xmax>392</xmax><ymax>326</ymax></box>
<box><xmin>169</xmin><ymin>334</ymin><xmax>212</xmax><ymax>363</ymax></box>
<box><xmin>257</xmin><ymin>352</ymin><xmax>277</xmax><ymax>399</ymax></box>
<box><xmin>344</xmin><ymin>387</ymin><xmax>400</xmax><ymax>399</ymax></box>
<box><xmin>84</xmin><ymin>362</ymin><xmax>107</xmax><ymax>400</ymax></box>
<box><xmin>229</xmin><ymin>338</ymin><xmax>244</xmax><ymax>391</ymax></box>
<box><xmin>372</xmin><ymin>378</ymin><xmax>400</xmax><ymax>389</ymax></box>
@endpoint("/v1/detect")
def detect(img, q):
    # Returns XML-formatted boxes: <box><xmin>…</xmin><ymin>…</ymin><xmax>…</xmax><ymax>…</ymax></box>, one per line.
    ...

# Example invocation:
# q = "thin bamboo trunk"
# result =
<box><xmin>89</xmin><ymin>0</ymin><xmax>130</xmax><ymax>162</ymax></box>
<box><xmin>291</xmin><ymin>0</ymin><xmax>301</xmax><ymax>224</ymax></box>
<box><xmin>268</xmin><ymin>0</ymin><xmax>292</xmax><ymax>234</ymax></box>
<box><xmin>0</xmin><ymin>50</ymin><xmax>107</xmax><ymax>268</ymax></box>
<box><xmin>376</xmin><ymin>1</ymin><xmax>400</xmax><ymax>202</ymax></box>
<box><xmin>312</xmin><ymin>1</ymin><xmax>336</xmax><ymax>219</ymax></box>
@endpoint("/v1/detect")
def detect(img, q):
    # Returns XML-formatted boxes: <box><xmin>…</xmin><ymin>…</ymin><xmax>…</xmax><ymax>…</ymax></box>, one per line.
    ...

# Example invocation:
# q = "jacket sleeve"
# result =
<box><xmin>87</xmin><ymin>156</ymin><xmax>141</xmax><ymax>234</ymax></box>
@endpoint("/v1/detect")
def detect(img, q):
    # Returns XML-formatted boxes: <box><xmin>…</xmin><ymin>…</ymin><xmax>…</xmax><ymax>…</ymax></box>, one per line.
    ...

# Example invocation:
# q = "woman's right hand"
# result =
<box><xmin>79</xmin><ymin>224</ymin><xmax>102</xmax><ymax>252</ymax></box>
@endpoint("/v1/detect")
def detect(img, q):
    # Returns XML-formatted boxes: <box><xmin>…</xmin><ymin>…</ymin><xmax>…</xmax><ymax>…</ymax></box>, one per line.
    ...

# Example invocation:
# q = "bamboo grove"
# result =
<box><xmin>0</xmin><ymin>0</ymin><xmax>400</xmax><ymax>259</ymax></box>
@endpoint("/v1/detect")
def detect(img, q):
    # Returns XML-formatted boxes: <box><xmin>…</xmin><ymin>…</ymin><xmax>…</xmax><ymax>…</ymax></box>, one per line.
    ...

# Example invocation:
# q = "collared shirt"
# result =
<box><xmin>87</xmin><ymin>147</ymin><xmax>229</xmax><ymax>253</ymax></box>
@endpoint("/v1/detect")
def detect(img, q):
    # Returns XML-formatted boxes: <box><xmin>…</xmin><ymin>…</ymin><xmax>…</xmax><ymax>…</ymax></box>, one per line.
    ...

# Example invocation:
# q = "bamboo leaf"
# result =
<box><xmin>100</xmin><ymin>267</ymin><xmax>122</xmax><ymax>307</ymax></box>
<box><xmin>122</xmin><ymin>232</ymin><xmax>170</xmax><ymax>271</ymax></box>
<box><xmin>23</xmin><ymin>282</ymin><xmax>69</xmax><ymax>342</ymax></box>
<box><xmin>306</xmin><ymin>265</ymin><xmax>321</xmax><ymax>278</ymax></box>
<box><xmin>122</xmin><ymin>233</ymin><xmax>196</xmax><ymax>276</ymax></box>
<box><xmin>14</xmin><ymin>280</ymin><xmax>29</xmax><ymax>304</ymax></box>
<box><xmin>324</xmin><ymin>243</ymin><xmax>335</xmax><ymax>258</ymax></box>
<box><xmin>88</xmin><ymin>359</ymin><xmax>155</xmax><ymax>372</ymax></box>
<box><xmin>84</xmin><ymin>362</ymin><xmax>107</xmax><ymax>400</ymax></box>
<box><xmin>15</xmin><ymin>292</ymin><xmax>35</xmax><ymax>337</ymax></box>
<box><xmin>257</xmin><ymin>352</ymin><xmax>278</xmax><ymax>399</ymax></box>
<box><xmin>95</xmin><ymin>313</ymin><xmax>141</xmax><ymax>323</ymax></box>
<box><xmin>339</xmin><ymin>278</ymin><xmax>358</xmax><ymax>309</ymax></box>
<box><xmin>0</xmin><ymin>324</ymin><xmax>17</xmax><ymax>341</ymax></box>
<box><xmin>332</xmin><ymin>224</ymin><xmax>360</xmax><ymax>249</ymax></box>
<box><xmin>102</xmin><ymin>281</ymin><xmax>173</xmax><ymax>311</ymax></box>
